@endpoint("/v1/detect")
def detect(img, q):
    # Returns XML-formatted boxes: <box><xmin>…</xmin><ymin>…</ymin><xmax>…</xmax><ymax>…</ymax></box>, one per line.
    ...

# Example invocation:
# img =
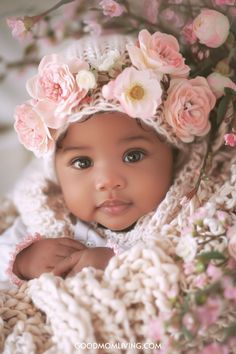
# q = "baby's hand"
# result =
<box><xmin>53</xmin><ymin>247</ymin><xmax>115</xmax><ymax>277</ymax></box>
<box><xmin>13</xmin><ymin>238</ymin><xmax>86</xmax><ymax>280</ymax></box>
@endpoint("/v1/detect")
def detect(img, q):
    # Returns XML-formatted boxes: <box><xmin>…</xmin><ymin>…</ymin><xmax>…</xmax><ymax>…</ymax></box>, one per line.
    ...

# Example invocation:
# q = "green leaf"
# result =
<box><xmin>217</xmin><ymin>95</ymin><xmax>231</xmax><ymax>126</ymax></box>
<box><xmin>224</xmin><ymin>87</ymin><xmax>236</xmax><ymax>96</ymax></box>
<box><xmin>198</xmin><ymin>251</ymin><xmax>226</xmax><ymax>262</ymax></box>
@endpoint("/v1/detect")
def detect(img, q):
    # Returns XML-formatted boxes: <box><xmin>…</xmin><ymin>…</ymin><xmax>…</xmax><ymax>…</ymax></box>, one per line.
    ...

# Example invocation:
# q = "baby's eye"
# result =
<box><xmin>123</xmin><ymin>150</ymin><xmax>145</xmax><ymax>163</ymax></box>
<box><xmin>71</xmin><ymin>157</ymin><xmax>93</xmax><ymax>169</ymax></box>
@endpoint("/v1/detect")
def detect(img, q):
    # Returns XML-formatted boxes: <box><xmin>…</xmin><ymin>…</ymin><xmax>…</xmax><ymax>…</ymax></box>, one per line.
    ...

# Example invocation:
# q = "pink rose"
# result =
<box><xmin>99</xmin><ymin>0</ymin><xmax>125</xmax><ymax>17</ymax></box>
<box><xmin>214</xmin><ymin>0</ymin><xmax>235</xmax><ymax>5</ymax></box>
<box><xmin>14</xmin><ymin>103</ymin><xmax>54</xmax><ymax>157</ymax></box>
<box><xmin>207</xmin><ymin>72</ymin><xmax>236</xmax><ymax>98</ymax></box>
<box><xmin>193</xmin><ymin>9</ymin><xmax>230</xmax><ymax>48</ymax></box>
<box><xmin>224</xmin><ymin>133</ymin><xmax>236</xmax><ymax>147</ymax></box>
<box><xmin>127</xmin><ymin>29</ymin><xmax>190</xmax><ymax>78</ymax></box>
<box><xmin>26</xmin><ymin>54</ymin><xmax>89</xmax><ymax>128</ymax></box>
<box><xmin>163</xmin><ymin>77</ymin><xmax>216</xmax><ymax>142</ymax></box>
<box><xmin>102</xmin><ymin>67</ymin><xmax>162</xmax><ymax>119</ymax></box>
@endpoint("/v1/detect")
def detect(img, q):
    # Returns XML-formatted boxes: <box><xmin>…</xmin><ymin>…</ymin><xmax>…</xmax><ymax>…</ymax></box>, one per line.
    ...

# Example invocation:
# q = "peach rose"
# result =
<box><xmin>26</xmin><ymin>54</ymin><xmax>89</xmax><ymax>128</ymax></box>
<box><xmin>207</xmin><ymin>72</ymin><xmax>236</xmax><ymax>99</ymax></box>
<box><xmin>14</xmin><ymin>102</ymin><xmax>54</xmax><ymax>157</ymax></box>
<box><xmin>193</xmin><ymin>9</ymin><xmax>230</xmax><ymax>48</ymax></box>
<box><xmin>127</xmin><ymin>29</ymin><xmax>190</xmax><ymax>78</ymax></box>
<box><xmin>163</xmin><ymin>77</ymin><xmax>216</xmax><ymax>142</ymax></box>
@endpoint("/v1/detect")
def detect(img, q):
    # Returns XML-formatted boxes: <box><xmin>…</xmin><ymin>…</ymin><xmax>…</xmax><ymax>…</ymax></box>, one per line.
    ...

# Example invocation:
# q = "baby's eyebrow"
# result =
<box><xmin>118</xmin><ymin>135</ymin><xmax>152</xmax><ymax>144</ymax></box>
<box><xmin>62</xmin><ymin>145</ymin><xmax>92</xmax><ymax>153</ymax></box>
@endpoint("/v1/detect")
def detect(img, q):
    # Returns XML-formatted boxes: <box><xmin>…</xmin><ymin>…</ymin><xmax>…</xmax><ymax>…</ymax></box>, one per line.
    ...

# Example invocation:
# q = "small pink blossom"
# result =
<box><xmin>193</xmin><ymin>9</ymin><xmax>230</xmax><ymax>48</ymax></box>
<box><xmin>183</xmin><ymin>261</ymin><xmax>196</xmax><ymax>275</ymax></box>
<box><xmin>222</xmin><ymin>276</ymin><xmax>236</xmax><ymax>300</ymax></box>
<box><xmin>14</xmin><ymin>102</ymin><xmax>54</xmax><ymax>157</ymax></box>
<box><xmin>193</xmin><ymin>273</ymin><xmax>208</xmax><ymax>288</ymax></box>
<box><xmin>102</xmin><ymin>67</ymin><xmax>162</xmax><ymax>119</ymax></box>
<box><xmin>199</xmin><ymin>342</ymin><xmax>229</xmax><ymax>354</ymax></box>
<box><xmin>127</xmin><ymin>29</ymin><xmax>190</xmax><ymax>78</ymax></box>
<box><xmin>99</xmin><ymin>0</ymin><xmax>125</xmax><ymax>18</ymax></box>
<box><xmin>143</xmin><ymin>0</ymin><xmax>160</xmax><ymax>24</ymax></box>
<box><xmin>163</xmin><ymin>77</ymin><xmax>216</xmax><ymax>142</ymax></box>
<box><xmin>161</xmin><ymin>8</ymin><xmax>184</xmax><ymax>28</ymax></box>
<box><xmin>6</xmin><ymin>16</ymin><xmax>34</xmax><ymax>41</ymax></box>
<box><xmin>181</xmin><ymin>21</ymin><xmax>198</xmax><ymax>44</ymax></box>
<box><xmin>206</xmin><ymin>263</ymin><xmax>222</xmax><ymax>281</ymax></box>
<box><xmin>196</xmin><ymin>297</ymin><xmax>222</xmax><ymax>326</ymax></box>
<box><xmin>149</xmin><ymin>318</ymin><xmax>165</xmax><ymax>341</ymax></box>
<box><xmin>216</xmin><ymin>210</ymin><xmax>229</xmax><ymax>224</ymax></box>
<box><xmin>214</xmin><ymin>0</ymin><xmax>235</xmax><ymax>5</ymax></box>
<box><xmin>224</xmin><ymin>133</ymin><xmax>236</xmax><ymax>147</ymax></box>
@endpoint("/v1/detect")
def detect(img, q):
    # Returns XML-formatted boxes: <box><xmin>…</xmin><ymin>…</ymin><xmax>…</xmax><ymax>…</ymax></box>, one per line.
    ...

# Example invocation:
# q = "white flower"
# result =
<box><xmin>102</xmin><ymin>67</ymin><xmax>162</xmax><ymax>119</ymax></box>
<box><xmin>203</xmin><ymin>217</ymin><xmax>225</xmax><ymax>235</ymax></box>
<box><xmin>176</xmin><ymin>234</ymin><xmax>198</xmax><ymax>262</ymax></box>
<box><xmin>76</xmin><ymin>70</ymin><xmax>96</xmax><ymax>90</ymax></box>
<box><xmin>95</xmin><ymin>49</ymin><xmax>121</xmax><ymax>71</ymax></box>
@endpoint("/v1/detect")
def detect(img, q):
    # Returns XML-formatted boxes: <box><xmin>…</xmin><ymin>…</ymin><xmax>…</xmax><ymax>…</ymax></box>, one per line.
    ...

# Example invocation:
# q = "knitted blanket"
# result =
<box><xmin>0</xmin><ymin>148</ymin><xmax>236</xmax><ymax>354</ymax></box>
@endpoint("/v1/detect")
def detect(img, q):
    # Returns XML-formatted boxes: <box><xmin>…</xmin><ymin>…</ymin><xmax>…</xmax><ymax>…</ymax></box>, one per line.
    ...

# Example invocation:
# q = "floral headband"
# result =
<box><xmin>14</xmin><ymin>29</ymin><xmax>217</xmax><ymax>157</ymax></box>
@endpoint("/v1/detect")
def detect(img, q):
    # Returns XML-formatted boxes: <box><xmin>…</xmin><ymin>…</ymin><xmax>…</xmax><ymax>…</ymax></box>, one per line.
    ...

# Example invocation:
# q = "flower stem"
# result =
<box><xmin>36</xmin><ymin>0</ymin><xmax>75</xmax><ymax>19</ymax></box>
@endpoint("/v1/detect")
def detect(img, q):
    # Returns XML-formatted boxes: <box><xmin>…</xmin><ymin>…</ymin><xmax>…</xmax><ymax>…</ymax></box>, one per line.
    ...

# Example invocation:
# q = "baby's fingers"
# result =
<box><xmin>58</xmin><ymin>238</ymin><xmax>86</xmax><ymax>250</ymax></box>
<box><xmin>53</xmin><ymin>251</ymin><xmax>81</xmax><ymax>277</ymax></box>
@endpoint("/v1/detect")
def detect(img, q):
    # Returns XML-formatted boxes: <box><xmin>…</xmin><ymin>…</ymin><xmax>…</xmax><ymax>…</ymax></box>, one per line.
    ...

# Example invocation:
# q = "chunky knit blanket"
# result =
<box><xmin>0</xmin><ymin>143</ymin><xmax>236</xmax><ymax>353</ymax></box>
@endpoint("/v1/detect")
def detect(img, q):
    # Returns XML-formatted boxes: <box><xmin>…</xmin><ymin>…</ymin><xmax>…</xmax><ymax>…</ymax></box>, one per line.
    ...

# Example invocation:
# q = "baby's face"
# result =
<box><xmin>55</xmin><ymin>112</ymin><xmax>173</xmax><ymax>231</ymax></box>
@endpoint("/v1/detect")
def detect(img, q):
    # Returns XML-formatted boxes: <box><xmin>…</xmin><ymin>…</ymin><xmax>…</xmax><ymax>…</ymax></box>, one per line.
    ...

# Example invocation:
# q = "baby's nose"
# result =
<box><xmin>95</xmin><ymin>166</ymin><xmax>126</xmax><ymax>191</ymax></box>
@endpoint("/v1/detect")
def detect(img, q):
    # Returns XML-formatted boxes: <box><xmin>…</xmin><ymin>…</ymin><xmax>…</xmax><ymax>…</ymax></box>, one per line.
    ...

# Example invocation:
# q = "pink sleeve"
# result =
<box><xmin>6</xmin><ymin>232</ymin><xmax>43</xmax><ymax>286</ymax></box>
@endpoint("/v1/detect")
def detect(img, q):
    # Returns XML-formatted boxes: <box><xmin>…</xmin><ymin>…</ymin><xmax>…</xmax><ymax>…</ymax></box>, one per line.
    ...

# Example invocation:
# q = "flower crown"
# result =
<box><xmin>14</xmin><ymin>29</ymin><xmax>217</xmax><ymax>157</ymax></box>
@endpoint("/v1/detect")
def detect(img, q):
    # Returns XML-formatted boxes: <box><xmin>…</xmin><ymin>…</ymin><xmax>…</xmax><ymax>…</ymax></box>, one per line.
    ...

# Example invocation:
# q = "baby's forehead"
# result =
<box><xmin>57</xmin><ymin>111</ymin><xmax>165</xmax><ymax>149</ymax></box>
<box><xmin>67</xmin><ymin>112</ymin><xmax>161</xmax><ymax>139</ymax></box>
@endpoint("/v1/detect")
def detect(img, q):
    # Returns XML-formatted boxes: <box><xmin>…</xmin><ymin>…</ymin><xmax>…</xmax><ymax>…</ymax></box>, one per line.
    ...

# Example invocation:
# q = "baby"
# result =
<box><xmin>0</xmin><ymin>30</ymin><xmax>216</xmax><ymax>288</ymax></box>
<box><xmin>7</xmin><ymin>111</ymin><xmax>173</xmax><ymax>281</ymax></box>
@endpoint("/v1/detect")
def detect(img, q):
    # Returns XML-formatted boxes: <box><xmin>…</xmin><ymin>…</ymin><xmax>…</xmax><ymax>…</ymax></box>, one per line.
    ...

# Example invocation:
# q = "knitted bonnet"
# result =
<box><xmin>13</xmin><ymin>29</ymin><xmax>218</xmax><ymax>185</ymax></box>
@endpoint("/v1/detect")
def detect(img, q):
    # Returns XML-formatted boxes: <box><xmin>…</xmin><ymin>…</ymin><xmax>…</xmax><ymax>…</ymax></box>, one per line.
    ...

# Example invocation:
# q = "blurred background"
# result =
<box><xmin>0</xmin><ymin>1</ymin><xmax>52</xmax><ymax>195</ymax></box>
<box><xmin>0</xmin><ymin>0</ymin><xmax>77</xmax><ymax>195</ymax></box>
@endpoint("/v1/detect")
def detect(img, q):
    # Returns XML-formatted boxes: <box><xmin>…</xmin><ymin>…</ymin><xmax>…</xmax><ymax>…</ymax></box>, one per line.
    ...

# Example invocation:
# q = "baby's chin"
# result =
<box><xmin>97</xmin><ymin>221</ymin><xmax>137</xmax><ymax>232</ymax></box>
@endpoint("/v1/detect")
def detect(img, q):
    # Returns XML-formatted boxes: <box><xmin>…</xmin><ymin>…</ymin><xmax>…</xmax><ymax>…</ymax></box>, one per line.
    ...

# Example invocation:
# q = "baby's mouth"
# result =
<box><xmin>97</xmin><ymin>199</ymin><xmax>132</xmax><ymax>216</ymax></box>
